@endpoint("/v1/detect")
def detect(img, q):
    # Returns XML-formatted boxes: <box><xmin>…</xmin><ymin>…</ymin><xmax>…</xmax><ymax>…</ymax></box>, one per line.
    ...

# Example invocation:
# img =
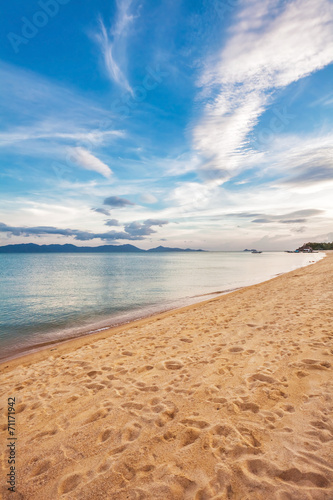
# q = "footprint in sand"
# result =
<box><xmin>87</xmin><ymin>370</ymin><xmax>102</xmax><ymax>379</ymax></box>
<box><xmin>97</xmin><ymin>459</ymin><xmax>112</xmax><ymax>473</ymax></box>
<box><xmin>31</xmin><ymin>460</ymin><xmax>52</xmax><ymax>477</ymax></box>
<box><xmin>66</xmin><ymin>395</ymin><xmax>79</xmax><ymax>403</ymax></box>
<box><xmin>58</xmin><ymin>473</ymin><xmax>82</xmax><ymax>494</ymax></box>
<box><xmin>85</xmin><ymin>383</ymin><xmax>106</xmax><ymax>393</ymax></box>
<box><xmin>98</xmin><ymin>428</ymin><xmax>114</xmax><ymax>443</ymax></box>
<box><xmin>122</xmin><ymin>422</ymin><xmax>141</xmax><ymax>441</ymax></box>
<box><xmin>163</xmin><ymin>430</ymin><xmax>176</xmax><ymax>441</ymax></box>
<box><xmin>84</xmin><ymin>408</ymin><xmax>109</xmax><ymax>425</ymax></box>
<box><xmin>111</xmin><ymin>445</ymin><xmax>130</xmax><ymax>458</ymax></box>
<box><xmin>245</xmin><ymin>459</ymin><xmax>329</xmax><ymax>488</ymax></box>
<box><xmin>32</xmin><ymin>427</ymin><xmax>58</xmax><ymax>441</ymax></box>
<box><xmin>249</xmin><ymin>373</ymin><xmax>278</xmax><ymax>384</ymax></box>
<box><xmin>101</xmin><ymin>365</ymin><xmax>113</xmax><ymax>371</ymax></box>
<box><xmin>229</xmin><ymin>347</ymin><xmax>244</xmax><ymax>353</ymax></box>
<box><xmin>164</xmin><ymin>360</ymin><xmax>184</xmax><ymax>370</ymax></box>
<box><xmin>121</xmin><ymin>402</ymin><xmax>144</xmax><ymax>411</ymax></box>
<box><xmin>180</xmin><ymin>418</ymin><xmax>210</xmax><ymax>429</ymax></box>
<box><xmin>137</xmin><ymin>365</ymin><xmax>154</xmax><ymax>373</ymax></box>
<box><xmin>181</xmin><ymin>427</ymin><xmax>201</xmax><ymax>447</ymax></box>
<box><xmin>301</xmin><ymin>359</ymin><xmax>331</xmax><ymax>370</ymax></box>
<box><xmin>113</xmin><ymin>462</ymin><xmax>136</xmax><ymax>481</ymax></box>
<box><xmin>154</xmin><ymin>401</ymin><xmax>179</xmax><ymax>427</ymax></box>
<box><xmin>15</xmin><ymin>403</ymin><xmax>26</xmax><ymax>414</ymax></box>
<box><xmin>137</xmin><ymin>384</ymin><xmax>159</xmax><ymax>393</ymax></box>
<box><xmin>235</xmin><ymin>400</ymin><xmax>260</xmax><ymax>413</ymax></box>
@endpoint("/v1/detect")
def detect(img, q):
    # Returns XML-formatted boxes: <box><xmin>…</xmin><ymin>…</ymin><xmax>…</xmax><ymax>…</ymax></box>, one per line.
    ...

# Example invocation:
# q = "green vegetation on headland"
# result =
<box><xmin>296</xmin><ymin>242</ymin><xmax>333</xmax><ymax>251</ymax></box>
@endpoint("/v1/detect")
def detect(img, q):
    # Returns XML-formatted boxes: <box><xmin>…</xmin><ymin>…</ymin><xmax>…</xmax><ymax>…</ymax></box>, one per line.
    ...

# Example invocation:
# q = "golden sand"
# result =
<box><xmin>1</xmin><ymin>254</ymin><xmax>333</xmax><ymax>499</ymax></box>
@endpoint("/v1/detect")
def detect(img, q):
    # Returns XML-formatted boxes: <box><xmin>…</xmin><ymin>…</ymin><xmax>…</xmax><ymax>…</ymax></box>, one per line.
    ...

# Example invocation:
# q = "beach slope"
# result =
<box><xmin>1</xmin><ymin>255</ymin><xmax>333</xmax><ymax>499</ymax></box>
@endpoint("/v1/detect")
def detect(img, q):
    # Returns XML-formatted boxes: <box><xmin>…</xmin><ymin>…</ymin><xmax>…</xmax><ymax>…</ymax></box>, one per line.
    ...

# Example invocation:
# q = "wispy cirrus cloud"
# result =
<box><xmin>69</xmin><ymin>147</ymin><xmax>112</xmax><ymax>178</ymax></box>
<box><xmin>250</xmin><ymin>133</ymin><xmax>333</xmax><ymax>190</ymax></box>
<box><xmin>194</xmin><ymin>0</ymin><xmax>333</xmax><ymax>182</ymax></box>
<box><xmin>228</xmin><ymin>209</ymin><xmax>324</xmax><ymax>219</ymax></box>
<box><xmin>0</xmin><ymin>62</ymin><xmax>106</xmax><ymax>125</ymax></box>
<box><xmin>273</xmin><ymin>139</ymin><xmax>333</xmax><ymax>188</ymax></box>
<box><xmin>0</xmin><ymin>126</ymin><xmax>123</xmax><ymax>148</ymax></box>
<box><xmin>0</xmin><ymin>63</ymin><xmax>124</xmax><ymax>172</ymax></box>
<box><xmin>95</xmin><ymin>0</ymin><xmax>135</xmax><ymax>93</ymax></box>
<box><xmin>228</xmin><ymin>209</ymin><xmax>324</xmax><ymax>226</ymax></box>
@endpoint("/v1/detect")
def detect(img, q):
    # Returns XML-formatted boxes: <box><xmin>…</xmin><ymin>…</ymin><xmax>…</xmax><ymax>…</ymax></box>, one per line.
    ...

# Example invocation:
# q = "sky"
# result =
<box><xmin>0</xmin><ymin>0</ymin><xmax>333</xmax><ymax>251</ymax></box>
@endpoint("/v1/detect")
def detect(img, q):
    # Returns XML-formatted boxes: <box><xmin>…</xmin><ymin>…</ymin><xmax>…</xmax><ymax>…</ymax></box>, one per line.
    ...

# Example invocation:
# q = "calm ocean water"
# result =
<box><xmin>0</xmin><ymin>251</ymin><xmax>323</xmax><ymax>361</ymax></box>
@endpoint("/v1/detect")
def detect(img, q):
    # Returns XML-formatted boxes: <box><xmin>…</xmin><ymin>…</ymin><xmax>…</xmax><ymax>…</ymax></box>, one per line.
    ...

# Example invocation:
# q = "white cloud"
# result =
<box><xmin>194</xmin><ymin>0</ymin><xmax>333</xmax><ymax>180</ymax></box>
<box><xmin>0</xmin><ymin>61</ymin><xmax>106</xmax><ymax>123</ymax></box>
<box><xmin>70</xmin><ymin>147</ymin><xmax>112</xmax><ymax>178</ymax></box>
<box><xmin>140</xmin><ymin>193</ymin><xmax>158</xmax><ymax>204</ymax></box>
<box><xmin>113</xmin><ymin>0</ymin><xmax>135</xmax><ymax>36</ymax></box>
<box><xmin>169</xmin><ymin>182</ymin><xmax>219</xmax><ymax>213</ymax></box>
<box><xmin>95</xmin><ymin>0</ymin><xmax>135</xmax><ymax>93</ymax></box>
<box><xmin>0</xmin><ymin>126</ymin><xmax>123</xmax><ymax>148</ymax></box>
<box><xmin>252</xmin><ymin>132</ymin><xmax>333</xmax><ymax>191</ymax></box>
<box><xmin>218</xmin><ymin>0</ymin><xmax>333</xmax><ymax>89</ymax></box>
<box><xmin>0</xmin><ymin>63</ymin><xmax>124</xmax><ymax>154</ymax></box>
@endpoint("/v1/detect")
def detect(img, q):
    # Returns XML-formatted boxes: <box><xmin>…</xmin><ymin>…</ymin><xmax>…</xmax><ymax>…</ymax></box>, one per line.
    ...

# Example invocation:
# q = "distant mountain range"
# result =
<box><xmin>0</xmin><ymin>243</ymin><xmax>204</xmax><ymax>253</ymax></box>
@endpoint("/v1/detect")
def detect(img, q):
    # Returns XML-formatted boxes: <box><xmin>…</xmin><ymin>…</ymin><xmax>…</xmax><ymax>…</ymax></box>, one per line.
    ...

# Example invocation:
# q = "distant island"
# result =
<box><xmin>0</xmin><ymin>243</ymin><xmax>204</xmax><ymax>254</ymax></box>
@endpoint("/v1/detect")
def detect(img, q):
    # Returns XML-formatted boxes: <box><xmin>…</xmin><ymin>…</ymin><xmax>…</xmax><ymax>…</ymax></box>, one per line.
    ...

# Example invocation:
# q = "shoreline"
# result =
<box><xmin>0</xmin><ymin>252</ymin><xmax>332</xmax><ymax>498</ymax></box>
<box><xmin>0</xmin><ymin>286</ymin><xmax>243</xmax><ymax>366</ymax></box>
<box><xmin>0</xmin><ymin>252</ymin><xmax>327</xmax><ymax>372</ymax></box>
<box><xmin>0</xmin><ymin>254</ymin><xmax>323</xmax><ymax>367</ymax></box>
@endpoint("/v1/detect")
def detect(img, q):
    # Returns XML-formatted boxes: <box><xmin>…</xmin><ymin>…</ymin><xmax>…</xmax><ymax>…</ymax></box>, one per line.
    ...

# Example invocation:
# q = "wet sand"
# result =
<box><xmin>0</xmin><ymin>254</ymin><xmax>332</xmax><ymax>499</ymax></box>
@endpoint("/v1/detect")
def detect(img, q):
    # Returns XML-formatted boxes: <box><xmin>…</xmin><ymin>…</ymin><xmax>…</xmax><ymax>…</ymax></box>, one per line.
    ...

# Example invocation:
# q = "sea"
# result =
<box><xmin>0</xmin><ymin>251</ymin><xmax>324</xmax><ymax>362</ymax></box>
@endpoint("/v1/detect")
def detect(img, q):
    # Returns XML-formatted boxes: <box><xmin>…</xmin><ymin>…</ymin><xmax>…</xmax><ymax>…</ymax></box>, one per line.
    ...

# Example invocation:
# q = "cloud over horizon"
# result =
<box><xmin>0</xmin><ymin>219</ymin><xmax>169</xmax><ymax>243</ymax></box>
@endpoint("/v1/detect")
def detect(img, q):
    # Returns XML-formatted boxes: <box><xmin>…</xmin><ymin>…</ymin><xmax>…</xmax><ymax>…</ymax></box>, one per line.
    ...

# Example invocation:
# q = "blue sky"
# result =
<box><xmin>1</xmin><ymin>0</ymin><xmax>333</xmax><ymax>250</ymax></box>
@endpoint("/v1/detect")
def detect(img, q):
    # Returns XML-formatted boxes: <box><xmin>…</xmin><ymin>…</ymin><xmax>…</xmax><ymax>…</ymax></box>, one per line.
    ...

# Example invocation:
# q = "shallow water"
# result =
<box><xmin>0</xmin><ymin>251</ymin><xmax>323</xmax><ymax>361</ymax></box>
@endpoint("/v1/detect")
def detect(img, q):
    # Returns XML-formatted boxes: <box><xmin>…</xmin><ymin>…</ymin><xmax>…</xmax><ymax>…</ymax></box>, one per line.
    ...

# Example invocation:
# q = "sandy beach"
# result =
<box><xmin>1</xmin><ymin>254</ymin><xmax>332</xmax><ymax>499</ymax></box>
